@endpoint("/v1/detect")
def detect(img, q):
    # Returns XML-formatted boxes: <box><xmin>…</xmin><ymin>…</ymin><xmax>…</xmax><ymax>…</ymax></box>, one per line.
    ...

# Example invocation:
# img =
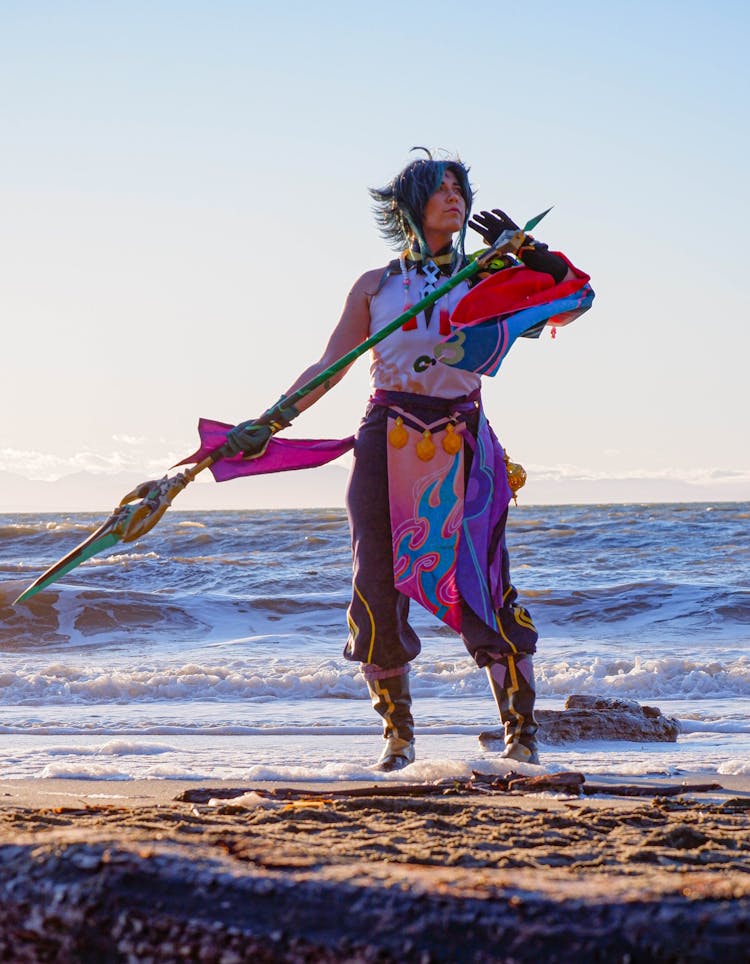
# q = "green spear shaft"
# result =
<box><xmin>251</xmin><ymin>208</ymin><xmax>551</xmax><ymax>444</ymax></box>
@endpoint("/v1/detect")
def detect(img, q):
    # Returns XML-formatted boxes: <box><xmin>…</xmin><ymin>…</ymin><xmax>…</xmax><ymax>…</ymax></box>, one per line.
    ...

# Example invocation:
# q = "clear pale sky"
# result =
<box><xmin>2</xmin><ymin>0</ymin><xmax>748</xmax><ymax>507</ymax></box>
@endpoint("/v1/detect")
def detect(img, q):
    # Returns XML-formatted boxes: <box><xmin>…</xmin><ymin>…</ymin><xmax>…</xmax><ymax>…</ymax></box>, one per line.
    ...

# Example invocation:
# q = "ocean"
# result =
<box><xmin>0</xmin><ymin>502</ymin><xmax>748</xmax><ymax>784</ymax></box>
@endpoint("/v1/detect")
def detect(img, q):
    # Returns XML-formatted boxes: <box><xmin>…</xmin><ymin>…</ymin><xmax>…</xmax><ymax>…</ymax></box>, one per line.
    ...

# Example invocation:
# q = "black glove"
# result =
<box><xmin>470</xmin><ymin>208</ymin><xmax>567</xmax><ymax>284</ymax></box>
<box><xmin>468</xmin><ymin>209</ymin><xmax>521</xmax><ymax>247</ymax></box>
<box><xmin>223</xmin><ymin>398</ymin><xmax>299</xmax><ymax>459</ymax></box>
<box><xmin>516</xmin><ymin>239</ymin><xmax>568</xmax><ymax>284</ymax></box>
<box><xmin>223</xmin><ymin>421</ymin><xmax>274</xmax><ymax>459</ymax></box>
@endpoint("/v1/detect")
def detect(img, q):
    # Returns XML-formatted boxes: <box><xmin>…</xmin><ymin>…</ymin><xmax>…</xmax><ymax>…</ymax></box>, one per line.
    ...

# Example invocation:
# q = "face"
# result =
<box><xmin>421</xmin><ymin>170</ymin><xmax>467</xmax><ymax>242</ymax></box>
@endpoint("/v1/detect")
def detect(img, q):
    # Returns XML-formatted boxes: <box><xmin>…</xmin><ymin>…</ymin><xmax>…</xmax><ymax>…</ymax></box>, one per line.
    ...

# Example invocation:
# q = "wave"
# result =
<box><xmin>0</xmin><ymin>658</ymin><xmax>364</xmax><ymax>704</ymax></box>
<box><xmin>0</xmin><ymin>583</ymin><xmax>212</xmax><ymax>651</ymax></box>
<box><xmin>0</xmin><ymin>723</ymin><xmax>483</xmax><ymax>739</ymax></box>
<box><xmin>3</xmin><ymin>718</ymin><xmax>748</xmax><ymax>739</ymax></box>
<box><xmin>0</xmin><ymin>653</ymin><xmax>747</xmax><ymax>705</ymax></box>
<box><xmin>31</xmin><ymin>756</ymin><xmax>528</xmax><ymax>784</ymax></box>
<box><xmin>0</xmin><ymin>520</ymin><xmax>97</xmax><ymax>541</ymax></box>
<box><xmin>3</xmin><ymin>574</ymin><xmax>748</xmax><ymax>655</ymax></box>
<box><xmin>678</xmin><ymin>718</ymin><xmax>750</xmax><ymax>734</ymax></box>
<box><xmin>43</xmin><ymin>739</ymin><xmax>178</xmax><ymax>755</ymax></box>
<box><xmin>19</xmin><ymin>748</ymin><xmax>750</xmax><ymax>783</ymax></box>
<box><xmin>530</xmin><ymin>581</ymin><xmax>750</xmax><ymax>635</ymax></box>
<box><xmin>0</xmin><ymin>580</ymin><xmax>351</xmax><ymax>651</ymax></box>
<box><xmin>535</xmin><ymin>654</ymin><xmax>750</xmax><ymax>700</ymax></box>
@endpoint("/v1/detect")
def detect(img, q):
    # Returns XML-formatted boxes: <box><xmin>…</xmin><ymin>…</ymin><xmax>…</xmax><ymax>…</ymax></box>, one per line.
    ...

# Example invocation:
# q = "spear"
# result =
<box><xmin>13</xmin><ymin>210</ymin><xmax>550</xmax><ymax>605</ymax></box>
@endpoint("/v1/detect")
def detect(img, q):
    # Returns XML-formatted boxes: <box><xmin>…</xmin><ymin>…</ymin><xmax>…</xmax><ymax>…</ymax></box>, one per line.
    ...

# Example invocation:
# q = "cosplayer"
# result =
<box><xmin>223</xmin><ymin>149</ymin><xmax>592</xmax><ymax>771</ymax></box>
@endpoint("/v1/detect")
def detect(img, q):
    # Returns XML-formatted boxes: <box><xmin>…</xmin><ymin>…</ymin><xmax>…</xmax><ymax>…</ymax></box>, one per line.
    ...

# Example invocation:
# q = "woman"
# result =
<box><xmin>224</xmin><ymin>150</ymin><xmax>587</xmax><ymax>771</ymax></box>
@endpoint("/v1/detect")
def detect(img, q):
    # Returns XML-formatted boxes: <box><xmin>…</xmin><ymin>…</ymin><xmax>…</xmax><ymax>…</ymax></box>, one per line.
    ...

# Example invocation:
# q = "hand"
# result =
<box><xmin>468</xmin><ymin>209</ymin><xmax>522</xmax><ymax>247</ymax></box>
<box><xmin>222</xmin><ymin>420</ymin><xmax>273</xmax><ymax>459</ymax></box>
<box><xmin>222</xmin><ymin>397</ymin><xmax>299</xmax><ymax>459</ymax></box>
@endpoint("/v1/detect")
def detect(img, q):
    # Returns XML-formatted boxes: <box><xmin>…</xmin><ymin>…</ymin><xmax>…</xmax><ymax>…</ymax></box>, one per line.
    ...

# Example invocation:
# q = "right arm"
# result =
<box><xmin>222</xmin><ymin>267</ymin><xmax>384</xmax><ymax>457</ymax></box>
<box><xmin>282</xmin><ymin>267</ymin><xmax>383</xmax><ymax>414</ymax></box>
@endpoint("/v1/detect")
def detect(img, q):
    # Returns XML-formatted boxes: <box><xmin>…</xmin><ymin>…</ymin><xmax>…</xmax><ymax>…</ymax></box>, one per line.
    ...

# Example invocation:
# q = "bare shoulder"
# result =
<box><xmin>324</xmin><ymin>265</ymin><xmax>389</xmax><ymax>344</ymax></box>
<box><xmin>349</xmin><ymin>265</ymin><xmax>391</xmax><ymax>301</ymax></box>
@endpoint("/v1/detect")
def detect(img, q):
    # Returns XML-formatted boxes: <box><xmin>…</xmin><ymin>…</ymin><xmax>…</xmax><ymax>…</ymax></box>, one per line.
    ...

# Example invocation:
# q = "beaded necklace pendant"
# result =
<box><xmin>398</xmin><ymin>254</ymin><xmax>418</xmax><ymax>330</ymax></box>
<box><xmin>398</xmin><ymin>254</ymin><xmax>413</xmax><ymax>311</ymax></box>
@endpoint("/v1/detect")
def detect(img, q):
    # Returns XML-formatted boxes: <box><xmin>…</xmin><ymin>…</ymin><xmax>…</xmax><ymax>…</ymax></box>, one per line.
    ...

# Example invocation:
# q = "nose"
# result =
<box><xmin>445</xmin><ymin>186</ymin><xmax>463</xmax><ymax>210</ymax></box>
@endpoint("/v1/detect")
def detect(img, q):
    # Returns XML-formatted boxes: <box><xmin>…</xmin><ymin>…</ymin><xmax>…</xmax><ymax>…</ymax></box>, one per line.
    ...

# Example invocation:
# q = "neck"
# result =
<box><xmin>422</xmin><ymin>229</ymin><xmax>456</xmax><ymax>256</ymax></box>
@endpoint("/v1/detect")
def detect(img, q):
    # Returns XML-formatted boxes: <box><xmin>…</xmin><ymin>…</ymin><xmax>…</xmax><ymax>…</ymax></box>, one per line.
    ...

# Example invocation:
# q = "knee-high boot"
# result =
<box><xmin>365</xmin><ymin>669</ymin><xmax>415</xmax><ymax>771</ymax></box>
<box><xmin>486</xmin><ymin>654</ymin><xmax>540</xmax><ymax>765</ymax></box>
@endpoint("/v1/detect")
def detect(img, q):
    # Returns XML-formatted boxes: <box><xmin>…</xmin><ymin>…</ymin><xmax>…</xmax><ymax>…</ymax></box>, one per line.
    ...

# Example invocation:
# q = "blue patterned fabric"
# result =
<box><xmin>436</xmin><ymin>283</ymin><xmax>595</xmax><ymax>376</ymax></box>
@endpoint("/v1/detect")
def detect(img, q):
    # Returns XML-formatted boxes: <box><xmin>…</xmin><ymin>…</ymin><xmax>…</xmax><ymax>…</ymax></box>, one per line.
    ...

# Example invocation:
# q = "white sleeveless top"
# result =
<box><xmin>368</xmin><ymin>263</ymin><xmax>481</xmax><ymax>398</ymax></box>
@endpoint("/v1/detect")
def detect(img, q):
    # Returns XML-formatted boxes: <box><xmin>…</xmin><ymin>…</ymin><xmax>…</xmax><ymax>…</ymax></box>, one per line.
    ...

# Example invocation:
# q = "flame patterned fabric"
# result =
<box><xmin>388</xmin><ymin>417</ymin><xmax>466</xmax><ymax>631</ymax></box>
<box><xmin>387</xmin><ymin>409</ymin><xmax>512</xmax><ymax>635</ymax></box>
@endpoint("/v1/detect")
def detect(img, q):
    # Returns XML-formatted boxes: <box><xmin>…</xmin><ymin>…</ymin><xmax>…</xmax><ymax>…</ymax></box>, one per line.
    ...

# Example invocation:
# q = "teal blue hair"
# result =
<box><xmin>369</xmin><ymin>148</ymin><xmax>474</xmax><ymax>265</ymax></box>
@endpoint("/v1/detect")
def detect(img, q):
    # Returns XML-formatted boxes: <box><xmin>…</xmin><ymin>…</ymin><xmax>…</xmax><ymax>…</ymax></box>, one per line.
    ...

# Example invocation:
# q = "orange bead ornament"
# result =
<box><xmin>389</xmin><ymin>416</ymin><xmax>408</xmax><ymax>448</ymax></box>
<box><xmin>441</xmin><ymin>423</ymin><xmax>462</xmax><ymax>455</ymax></box>
<box><xmin>504</xmin><ymin>452</ymin><xmax>527</xmax><ymax>505</ymax></box>
<box><xmin>416</xmin><ymin>430</ymin><xmax>436</xmax><ymax>461</ymax></box>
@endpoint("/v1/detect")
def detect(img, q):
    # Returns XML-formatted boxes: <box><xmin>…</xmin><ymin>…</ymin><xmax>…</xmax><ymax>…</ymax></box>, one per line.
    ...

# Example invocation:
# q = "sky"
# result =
<box><xmin>1</xmin><ymin>0</ymin><xmax>749</xmax><ymax>509</ymax></box>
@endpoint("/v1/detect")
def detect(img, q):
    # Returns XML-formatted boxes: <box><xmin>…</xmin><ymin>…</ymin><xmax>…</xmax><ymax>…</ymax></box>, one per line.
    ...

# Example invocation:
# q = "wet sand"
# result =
<box><xmin>0</xmin><ymin>772</ymin><xmax>748</xmax><ymax>962</ymax></box>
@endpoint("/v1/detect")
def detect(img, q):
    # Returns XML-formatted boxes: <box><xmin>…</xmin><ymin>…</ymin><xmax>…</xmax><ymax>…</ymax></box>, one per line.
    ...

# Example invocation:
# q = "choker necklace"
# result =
<box><xmin>403</xmin><ymin>248</ymin><xmax>454</xmax><ymax>267</ymax></box>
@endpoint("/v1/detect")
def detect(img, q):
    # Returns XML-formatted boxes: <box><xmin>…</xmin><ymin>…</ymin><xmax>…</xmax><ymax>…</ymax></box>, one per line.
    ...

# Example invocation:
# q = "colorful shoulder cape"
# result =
<box><xmin>435</xmin><ymin>253</ymin><xmax>594</xmax><ymax>376</ymax></box>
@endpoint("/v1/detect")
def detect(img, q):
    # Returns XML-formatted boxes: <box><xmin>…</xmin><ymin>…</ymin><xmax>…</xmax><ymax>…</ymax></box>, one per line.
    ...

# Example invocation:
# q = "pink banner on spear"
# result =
<box><xmin>177</xmin><ymin>418</ymin><xmax>355</xmax><ymax>483</ymax></box>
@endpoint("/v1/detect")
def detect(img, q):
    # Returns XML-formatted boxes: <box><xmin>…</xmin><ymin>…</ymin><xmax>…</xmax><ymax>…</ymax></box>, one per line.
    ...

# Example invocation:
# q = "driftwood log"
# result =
<box><xmin>479</xmin><ymin>695</ymin><xmax>680</xmax><ymax>747</ymax></box>
<box><xmin>176</xmin><ymin>771</ymin><xmax>724</xmax><ymax>805</ymax></box>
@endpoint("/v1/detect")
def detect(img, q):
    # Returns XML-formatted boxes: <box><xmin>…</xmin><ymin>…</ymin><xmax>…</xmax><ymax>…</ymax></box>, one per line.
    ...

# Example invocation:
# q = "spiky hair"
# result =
<box><xmin>369</xmin><ymin>147</ymin><xmax>474</xmax><ymax>262</ymax></box>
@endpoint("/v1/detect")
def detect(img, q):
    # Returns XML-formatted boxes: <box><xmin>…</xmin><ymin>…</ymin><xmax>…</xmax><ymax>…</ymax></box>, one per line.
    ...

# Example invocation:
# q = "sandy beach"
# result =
<box><xmin>1</xmin><ymin>770</ymin><xmax>748</xmax><ymax>962</ymax></box>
